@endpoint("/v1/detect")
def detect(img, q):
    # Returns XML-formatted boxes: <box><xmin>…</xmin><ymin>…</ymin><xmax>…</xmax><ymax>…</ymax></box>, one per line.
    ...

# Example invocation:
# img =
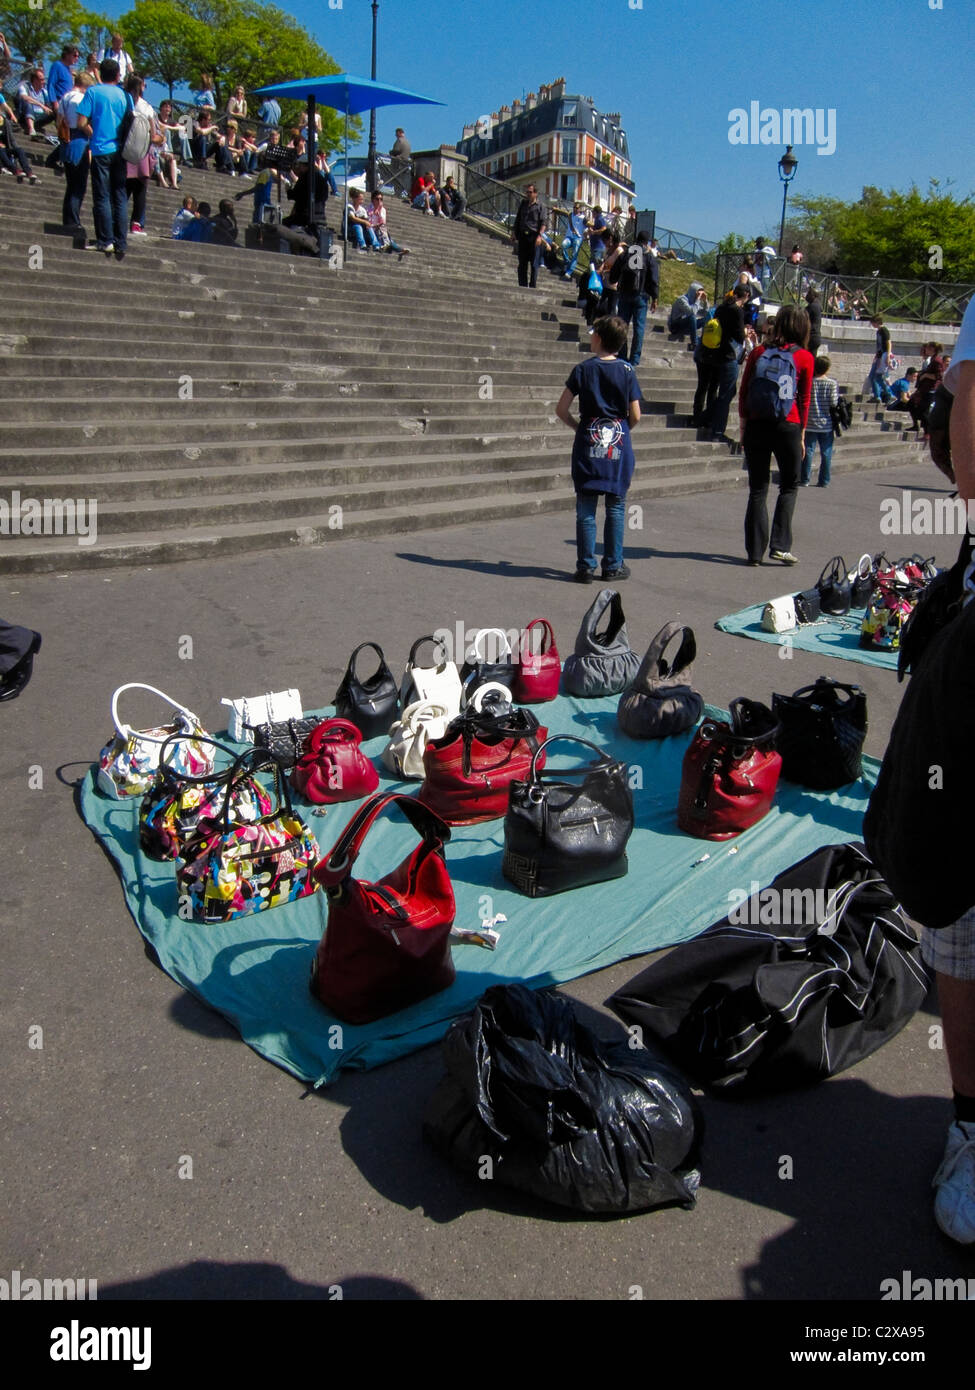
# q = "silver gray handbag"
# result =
<box><xmin>617</xmin><ymin>622</ymin><xmax>703</xmax><ymax>739</ymax></box>
<box><xmin>562</xmin><ymin>589</ymin><xmax>640</xmax><ymax>698</ymax></box>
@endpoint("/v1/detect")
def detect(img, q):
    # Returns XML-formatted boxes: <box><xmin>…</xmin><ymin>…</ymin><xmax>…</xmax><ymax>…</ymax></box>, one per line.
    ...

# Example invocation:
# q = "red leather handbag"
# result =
<box><xmin>417</xmin><ymin>707</ymin><xmax>548</xmax><ymax>824</ymax></box>
<box><xmin>311</xmin><ymin>793</ymin><xmax>456</xmax><ymax>1024</ymax></box>
<box><xmin>291</xmin><ymin>718</ymin><xmax>379</xmax><ymax>804</ymax></box>
<box><xmin>677</xmin><ymin>699</ymin><xmax>781</xmax><ymax>840</ymax></box>
<box><xmin>512</xmin><ymin>618</ymin><xmax>561</xmax><ymax>703</ymax></box>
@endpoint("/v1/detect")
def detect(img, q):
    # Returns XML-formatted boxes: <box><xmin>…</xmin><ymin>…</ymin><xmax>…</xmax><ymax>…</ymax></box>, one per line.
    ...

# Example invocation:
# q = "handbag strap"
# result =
<box><xmin>156</xmin><ymin>731</ymin><xmax>238</xmax><ymax>782</ymax></box>
<box><xmin>787</xmin><ymin>677</ymin><xmax>862</xmax><ymax>708</ymax></box>
<box><xmin>407</xmin><ymin>634</ymin><xmax>448</xmax><ymax>667</ymax></box>
<box><xmin>466</xmin><ymin>628</ymin><xmax>512</xmax><ymax>662</ymax></box>
<box><xmin>400</xmin><ymin>700</ymin><xmax>449</xmax><ymax>731</ymax></box>
<box><xmin>217</xmin><ymin>746</ymin><xmax>293</xmax><ymax>831</ymax></box>
<box><xmin>817</xmin><ymin>556</ymin><xmax>847</xmax><ymax>589</ymax></box>
<box><xmin>111</xmin><ymin>682</ymin><xmax>200</xmax><ymax>740</ymax></box>
<box><xmin>469</xmin><ymin>681</ymin><xmax>512</xmax><ymax>713</ymax></box>
<box><xmin>852</xmin><ymin>553</ymin><xmax>872</xmax><ymax>581</ymax></box>
<box><xmin>345</xmin><ymin>641</ymin><xmax>387</xmax><ymax>682</ymax></box>
<box><xmin>315</xmin><ymin>793</ymin><xmax>451</xmax><ymax>888</ymax></box>
<box><xmin>521</xmin><ymin>618</ymin><xmax>555</xmax><ymax>660</ymax></box>
<box><xmin>447</xmin><ymin>706</ymin><xmax>541</xmax><ymax>777</ymax></box>
<box><xmin>528</xmin><ymin>734</ymin><xmax>617</xmax><ymax>783</ymax></box>
<box><xmin>634</xmin><ymin>622</ymin><xmax>696</xmax><ymax>691</ymax></box>
<box><xmin>305</xmin><ymin>717</ymin><xmax>363</xmax><ymax>753</ymax></box>
<box><xmin>728</xmin><ymin>698</ymin><xmax>780</xmax><ymax>748</ymax></box>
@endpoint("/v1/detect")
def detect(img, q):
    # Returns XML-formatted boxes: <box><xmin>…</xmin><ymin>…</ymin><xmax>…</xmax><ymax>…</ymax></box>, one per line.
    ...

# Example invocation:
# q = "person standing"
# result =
<box><xmin>799</xmin><ymin>355</ymin><xmax>839</xmax><ymax>487</ymax></box>
<box><xmin>738</xmin><ymin>304</ymin><xmax>814</xmax><ymax>565</ymax></box>
<box><xmin>692</xmin><ymin>284</ymin><xmax>755</xmax><ymax>440</ymax></box>
<box><xmin>45</xmin><ymin>43</ymin><xmax>79</xmax><ymax>171</ymax></box>
<box><xmin>512</xmin><ymin>183</ymin><xmax>546</xmax><ymax>289</ymax></box>
<box><xmin>75</xmin><ymin>58</ymin><xmax>132</xmax><ymax>260</ymax></box>
<box><xmin>58</xmin><ymin>71</ymin><xmax>94</xmax><ymax>230</ymax></box>
<box><xmin>556</xmin><ymin>315</ymin><xmax>642</xmax><ymax>582</ymax></box>
<box><xmin>124</xmin><ymin>74</ymin><xmax>158</xmax><ymax>236</ymax></box>
<box><xmin>867</xmin><ymin>314</ymin><xmax>894</xmax><ymax>404</ymax></box>
<box><xmin>616</xmin><ymin>231</ymin><xmax>650</xmax><ymax>367</ymax></box>
<box><xmin>97</xmin><ymin>34</ymin><xmax>134</xmax><ymax>84</ymax></box>
<box><xmin>388</xmin><ymin>127</ymin><xmax>411</xmax><ymax>195</ymax></box>
<box><xmin>804</xmin><ymin>286</ymin><xmax>823</xmax><ymax>356</ymax></box>
<box><xmin>257</xmin><ymin>94</ymin><xmax>281</xmax><ymax>132</ymax></box>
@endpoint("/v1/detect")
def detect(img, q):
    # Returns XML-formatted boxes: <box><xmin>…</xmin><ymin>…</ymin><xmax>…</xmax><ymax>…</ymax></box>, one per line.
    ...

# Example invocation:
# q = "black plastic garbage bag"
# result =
<box><xmin>0</xmin><ymin>622</ymin><xmax>41</xmax><ymax>702</ymax></box>
<box><xmin>609</xmin><ymin>843</ymin><xmax>928</xmax><ymax>1094</ymax></box>
<box><xmin>423</xmin><ymin>983</ymin><xmax>702</xmax><ymax>1214</ymax></box>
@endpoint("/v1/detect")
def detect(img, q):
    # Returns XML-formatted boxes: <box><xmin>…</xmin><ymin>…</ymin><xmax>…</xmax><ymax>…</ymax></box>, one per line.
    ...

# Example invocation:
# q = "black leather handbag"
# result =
<box><xmin>617</xmin><ymin>622</ymin><xmax>703</xmax><ymax>739</ymax></box>
<box><xmin>793</xmin><ymin>588</ymin><xmax>821</xmax><ymax>624</ymax></box>
<box><xmin>333</xmin><ymin>642</ymin><xmax>400</xmax><ymax>740</ymax></box>
<box><xmin>503</xmin><ymin>735</ymin><xmax>634</xmax><ymax>896</ymax></box>
<box><xmin>247</xmin><ymin>716</ymin><xmax>321</xmax><ymax>771</ymax></box>
<box><xmin>772</xmin><ymin>677</ymin><xmax>867</xmax><ymax>789</ymax></box>
<box><xmin>816</xmin><ymin>555</ymin><xmax>851</xmax><ymax>616</ymax></box>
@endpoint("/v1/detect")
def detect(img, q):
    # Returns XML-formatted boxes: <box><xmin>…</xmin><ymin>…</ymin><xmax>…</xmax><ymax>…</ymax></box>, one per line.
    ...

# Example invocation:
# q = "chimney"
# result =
<box><xmin>512</xmin><ymin>98</ymin><xmax>522</xmax><ymax>116</ymax></box>
<box><xmin>525</xmin><ymin>91</ymin><xmax>536</xmax><ymax>109</ymax></box>
<box><xmin>550</xmin><ymin>78</ymin><xmax>565</xmax><ymax>98</ymax></box>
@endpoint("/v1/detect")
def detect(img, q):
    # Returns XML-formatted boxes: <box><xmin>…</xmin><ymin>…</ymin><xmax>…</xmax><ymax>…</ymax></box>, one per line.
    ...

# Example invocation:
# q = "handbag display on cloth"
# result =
<box><xmin>139</xmin><ymin>733</ymin><xmax>271</xmax><ymax>861</ymax></box>
<box><xmin>311</xmin><ymin>793</ymin><xmax>455</xmax><ymax>1024</ymax></box>
<box><xmin>503</xmin><ymin>736</ymin><xmax>634</xmax><ymax>896</ymax></box>
<box><xmin>677</xmin><ymin>698</ymin><xmax>781</xmax><ymax>840</ymax></box>
<box><xmin>291</xmin><ymin>718</ymin><xmax>379</xmax><ymax>804</ymax></box>
<box><xmin>418</xmin><ymin>707</ymin><xmax>548</xmax><ymax>825</ymax></box>
<box><xmin>98</xmin><ymin>682</ymin><xmax>214</xmax><ymax>800</ymax></box>
<box><xmin>423</xmin><ymin>984</ymin><xmax>702</xmax><ymax>1214</ymax></box>
<box><xmin>561</xmin><ymin>588</ymin><xmax>640</xmax><ymax>698</ymax></box>
<box><xmin>382</xmin><ymin>701</ymin><xmax>451</xmax><ymax>780</ymax></box>
<box><xmin>459</xmin><ymin>628</ymin><xmax>517</xmax><ymax>702</ymax></box>
<box><xmin>220</xmin><ymin>688</ymin><xmax>302</xmax><ymax>744</ymax></box>
<box><xmin>617</xmin><ymin>623</ymin><xmax>703</xmax><ymax>739</ymax></box>
<box><xmin>399</xmin><ymin>635</ymin><xmax>463</xmax><ymax>718</ymax></box>
<box><xmin>333</xmin><ymin>642</ymin><xmax>400</xmax><ymax>740</ymax></box>
<box><xmin>250</xmin><ymin>716</ymin><xmax>321</xmax><ymax>772</ymax></box>
<box><xmin>772</xmin><ymin>677</ymin><xmax>867</xmax><ymax>790</ymax></box>
<box><xmin>176</xmin><ymin>749</ymin><xmax>320</xmax><ymax>923</ymax></box>
<box><xmin>761</xmin><ymin>595</ymin><xmax>797</xmax><ymax>634</ymax></box>
<box><xmin>859</xmin><ymin>557</ymin><xmax>932</xmax><ymax>653</ymax></box>
<box><xmin>816</xmin><ymin>555</ymin><xmax>851</xmax><ymax>616</ymax></box>
<box><xmin>609</xmin><ymin>842</ymin><xmax>927</xmax><ymax>1093</ymax></box>
<box><xmin>512</xmin><ymin>618</ymin><xmax>561</xmax><ymax>704</ymax></box>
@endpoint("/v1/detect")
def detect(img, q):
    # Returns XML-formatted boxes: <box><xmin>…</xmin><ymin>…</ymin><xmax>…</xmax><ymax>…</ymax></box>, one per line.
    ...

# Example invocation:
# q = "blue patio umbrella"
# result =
<box><xmin>253</xmin><ymin>74</ymin><xmax>444</xmax><ymax>249</ymax></box>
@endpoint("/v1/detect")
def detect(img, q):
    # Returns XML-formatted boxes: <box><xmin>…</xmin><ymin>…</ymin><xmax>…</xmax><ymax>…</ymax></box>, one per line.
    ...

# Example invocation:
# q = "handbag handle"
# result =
<box><xmin>727</xmin><ymin>698</ymin><xmax>780</xmax><ymax>749</ymax></box>
<box><xmin>634</xmin><ymin>622</ymin><xmax>696</xmax><ymax>691</ymax></box>
<box><xmin>217</xmin><ymin>746</ymin><xmax>294</xmax><ymax>832</ymax></box>
<box><xmin>401</xmin><ymin>700</ymin><xmax>449</xmax><ymax>728</ymax></box>
<box><xmin>111</xmin><ymin>682</ymin><xmax>201</xmax><ymax>740</ymax></box>
<box><xmin>156</xmin><ymin>731</ymin><xmax>238</xmax><ymax>783</ymax></box>
<box><xmin>850</xmin><ymin>553</ymin><xmax>872</xmax><ymax>581</ymax></box>
<box><xmin>816</xmin><ymin>556</ymin><xmax>847</xmax><ymax>589</ymax></box>
<box><xmin>788</xmin><ymin>678</ymin><xmax>862</xmax><ymax>708</ymax></box>
<box><xmin>315</xmin><ymin>792</ymin><xmax>451</xmax><ymax>890</ymax></box>
<box><xmin>527</xmin><ymin>734</ymin><xmax>618</xmax><ymax>784</ymax></box>
<box><xmin>469</xmin><ymin>681</ymin><xmax>512</xmax><ymax>713</ymax></box>
<box><xmin>581</xmin><ymin>588</ymin><xmax>624</xmax><ymax>650</ymax></box>
<box><xmin>305</xmin><ymin>717</ymin><xmax>363</xmax><ymax>754</ymax></box>
<box><xmin>520</xmin><ymin>618</ymin><xmax>555</xmax><ymax>660</ymax></box>
<box><xmin>466</xmin><ymin>628</ymin><xmax>512</xmax><ymax>663</ymax></box>
<box><xmin>407</xmin><ymin>634</ymin><xmax>449</xmax><ymax>667</ymax></box>
<box><xmin>344</xmin><ymin>642</ymin><xmax>388</xmax><ymax>682</ymax></box>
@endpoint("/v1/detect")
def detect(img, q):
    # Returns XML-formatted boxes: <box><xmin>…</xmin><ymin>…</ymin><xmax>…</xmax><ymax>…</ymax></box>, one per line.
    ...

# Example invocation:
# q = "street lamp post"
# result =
<box><xmin>367</xmin><ymin>0</ymin><xmax>378</xmax><ymax>192</ymax></box>
<box><xmin>777</xmin><ymin>144</ymin><xmax>798</xmax><ymax>256</ymax></box>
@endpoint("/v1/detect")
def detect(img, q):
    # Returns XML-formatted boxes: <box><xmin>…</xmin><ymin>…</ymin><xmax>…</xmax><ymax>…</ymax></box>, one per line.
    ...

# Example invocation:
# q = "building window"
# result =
<box><xmin>562</xmin><ymin>102</ymin><xmax>577</xmax><ymax>126</ymax></box>
<box><xmin>562</xmin><ymin>137</ymin><xmax>576</xmax><ymax>166</ymax></box>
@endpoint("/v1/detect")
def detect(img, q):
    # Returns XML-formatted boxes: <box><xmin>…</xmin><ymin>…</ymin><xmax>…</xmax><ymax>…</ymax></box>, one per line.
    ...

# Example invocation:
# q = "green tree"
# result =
<box><xmin>121</xmin><ymin>0</ymin><xmax>201</xmax><ymax>98</ymax></box>
<box><xmin>1</xmin><ymin>0</ymin><xmax>85</xmax><ymax>65</ymax></box>
<box><xmin>833</xmin><ymin>182</ymin><xmax>975</xmax><ymax>282</ymax></box>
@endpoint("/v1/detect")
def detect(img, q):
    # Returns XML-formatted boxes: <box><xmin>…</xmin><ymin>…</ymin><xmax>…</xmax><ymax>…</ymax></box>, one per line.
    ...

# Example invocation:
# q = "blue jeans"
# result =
<box><xmin>802</xmin><ymin>430</ymin><xmax>834</xmax><ymax>486</ymax></box>
<box><xmin>90</xmin><ymin>152</ymin><xmax>127</xmax><ymax>252</ymax></box>
<box><xmin>868</xmin><ymin>361</ymin><xmax>891</xmax><ymax>402</ymax></box>
<box><xmin>561</xmin><ymin>232</ymin><xmax>582</xmax><ymax>276</ymax></box>
<box><xmin>617</xmin><ymin>292</ymin><xmax>648</xmax><ymax>365</ymax></box>
<box><xmin>576</xmin><ymin>490</ymin><xmax>625</xmax><ymax>573</ymax></box>
<box><xmin>348</xmin><ymin>220</ymin><xmax>379</xmax><ymax>249</ymax></box>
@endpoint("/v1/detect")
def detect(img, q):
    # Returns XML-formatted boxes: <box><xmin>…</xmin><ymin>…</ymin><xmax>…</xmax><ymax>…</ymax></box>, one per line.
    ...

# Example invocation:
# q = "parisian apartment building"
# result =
<box><xmin>456</xmin><ymin>78</ymin><xmax>635</xmax><ymax>214</ymax></box>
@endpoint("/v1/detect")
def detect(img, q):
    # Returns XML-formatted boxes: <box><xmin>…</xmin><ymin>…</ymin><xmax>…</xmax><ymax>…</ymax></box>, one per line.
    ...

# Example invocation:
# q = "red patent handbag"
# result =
<box><xmin>512</xmin><ymin>618</ymin><xmax>561</xmax><ymax>703</ymax></box>
<box><xmin>291</xmin><ymin>718</ymin><xmax>379</xmax><ymax>804</ymax></box>
<box><xmin>417</xmin><ymin>707</ymin><xmax>548</xmax><ymax>824</ymax></box>
<box><xmin>311</xmin><ymin>793</ymin><xmax>456</xmax><ymax>1024</ymax></box>
<box><xmin>677</xmin><ymin>700</ymin><xmax>782</xmax><ymax>840</ymax></box>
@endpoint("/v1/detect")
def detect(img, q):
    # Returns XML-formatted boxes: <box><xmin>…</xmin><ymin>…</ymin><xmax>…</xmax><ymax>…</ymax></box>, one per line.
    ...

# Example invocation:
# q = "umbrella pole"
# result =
<box><xmin>307</xmin><ymin>95</ymin><xmax>317</xmax><ymax>228</ymax></box>
<box><xmin>343</xmin><ymin>103</ymin><xmax>349</xmax><ymax>261</ymax></box>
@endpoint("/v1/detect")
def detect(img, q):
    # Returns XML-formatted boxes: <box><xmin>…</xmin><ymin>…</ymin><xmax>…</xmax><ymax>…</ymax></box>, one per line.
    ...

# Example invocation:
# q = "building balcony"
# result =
<box><xmin>486</xmin><ymin>152</ymin><xmax>551</xmax><ymax>181</ymax></box>
<box><xmin>590</xmin><ymin>156</ymin><xmax>635</xmax><ymax>193</ymax></box>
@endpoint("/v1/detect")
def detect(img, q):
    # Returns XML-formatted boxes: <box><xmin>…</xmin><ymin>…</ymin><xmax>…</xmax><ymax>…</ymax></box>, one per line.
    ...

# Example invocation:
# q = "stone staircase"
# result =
<box><xmin>0</xmin><ymin>156</ymin><xmax>918</xmax><ymax>572</ymax></box>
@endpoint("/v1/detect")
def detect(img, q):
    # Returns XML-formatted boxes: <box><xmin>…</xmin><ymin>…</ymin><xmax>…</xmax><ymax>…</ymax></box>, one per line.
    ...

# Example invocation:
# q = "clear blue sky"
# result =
<box><xmin>109</xmin><ymin>0</ymin><xmax>972</xmax><ymax>241</ymax></box>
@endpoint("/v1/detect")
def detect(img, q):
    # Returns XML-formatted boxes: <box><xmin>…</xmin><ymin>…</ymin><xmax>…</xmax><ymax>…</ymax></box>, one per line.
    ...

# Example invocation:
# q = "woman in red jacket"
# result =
<box><xmin>738</xmin><ymin>305</ymin><xmax>814</xmax><ymax>565</ymax></box>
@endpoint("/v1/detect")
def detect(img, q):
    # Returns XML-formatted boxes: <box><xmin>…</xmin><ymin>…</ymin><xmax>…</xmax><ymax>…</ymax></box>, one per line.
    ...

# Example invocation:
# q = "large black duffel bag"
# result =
<box><xmin>609</xmin><ymin>843</ymin><xmax>928</xmax><ymax>1094</ymax></box>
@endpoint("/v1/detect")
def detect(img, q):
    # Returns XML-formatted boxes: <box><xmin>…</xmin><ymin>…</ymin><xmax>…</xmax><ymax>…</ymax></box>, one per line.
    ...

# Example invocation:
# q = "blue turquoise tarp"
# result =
<box><xmin>715</xmin><ymin>603</ymin><xmax>898</xmax><ymax>670</ymax></box>
<box><xmin>80</xmin><ymin>697</ymin><xmax>878</xmax><ymax>1086</ymax></box>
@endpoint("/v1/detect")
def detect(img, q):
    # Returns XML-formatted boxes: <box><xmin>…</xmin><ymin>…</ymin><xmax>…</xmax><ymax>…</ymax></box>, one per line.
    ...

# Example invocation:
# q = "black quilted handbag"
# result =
<box><xmin>333</xmin><ymin>641</ymin><xmax>400</xmax><ymax>740</ymax></box>
<box><xmin>816</xmin><ymin>555</ymin><xmax>851</xmax><ymax>616</ymax></box>
<box><xmin>772</xmin><ymin>677</ymin><xmax>867</xmax><ymax>789</ymax></box>
<box><xmin>503</xmin><ymin>735</ymin><xmax>634</xmax><ymax>896</ymax></box>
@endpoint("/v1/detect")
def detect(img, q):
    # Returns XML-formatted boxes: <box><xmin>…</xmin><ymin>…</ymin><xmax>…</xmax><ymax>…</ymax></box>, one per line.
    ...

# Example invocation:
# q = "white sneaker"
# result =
<box><xmin>932</xmin><ymin>1119</ymin><xmax>975</xmax><ymax>1244</ymax></box>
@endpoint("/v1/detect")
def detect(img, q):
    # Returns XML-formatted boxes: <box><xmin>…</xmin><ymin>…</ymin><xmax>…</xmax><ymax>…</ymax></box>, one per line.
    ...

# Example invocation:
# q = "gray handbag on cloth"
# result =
<box><xmin>617</xmin><ymin>622</ymin><xmax>703</xmax><ymax>739</ymax></box>
<box><xmin>562</xmin><ymin>589</ymin><xmax>640</xmax><ymax>698</ymax></box>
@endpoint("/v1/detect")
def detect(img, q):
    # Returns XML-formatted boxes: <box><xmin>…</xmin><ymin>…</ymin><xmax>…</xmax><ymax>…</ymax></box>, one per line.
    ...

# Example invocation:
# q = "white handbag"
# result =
<box><xmin>382</xmin><ymin>700</ymin><xmax>450</xmax><ymax>779</ymax></box>
<box><xmin>221</xmin><ymin>689</ymin><xmax>302</xmax><ymax>743</ymax></box>
<box><xmin>97</xmin><ymin>682</ymin><xmax>213</xmax><ymax>800</ymax></box>
<box><xmin>761</xmin><ymin>595</ymin><xmax>797</xmax><ymax>634</ymax></box>
<box><xmin>400</xmin><ymin>636</ymin><xmax>463</xmax><ymax>718</ymax></box>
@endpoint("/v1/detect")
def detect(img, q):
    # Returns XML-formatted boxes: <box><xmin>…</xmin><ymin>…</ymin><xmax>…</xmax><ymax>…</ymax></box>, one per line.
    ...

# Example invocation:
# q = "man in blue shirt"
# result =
<box><xmin>76</xmin><ymin>59</ymin><xmax>132</xmax><ymax>259</ymax></box>
<box><xmin>257</xmin><ymin>96</ymin><xmax>281</xmax><ymax>131</ymax></box>
<box><xmin>44</xmin><ymin>44</ymin><xmax>79</xmax><ymax>172</ymax></box>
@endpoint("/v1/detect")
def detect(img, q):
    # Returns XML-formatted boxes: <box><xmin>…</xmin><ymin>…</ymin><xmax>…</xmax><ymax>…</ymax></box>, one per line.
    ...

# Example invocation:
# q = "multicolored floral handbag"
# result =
<box><xmin>140</xmin><ymin>734</ymin><xmax>272</xmax><ymax>862</ymax></box>
<box><xmin>176</xmin><ymin>749</ymin><xmax>320</xmax><ymax>923</ymax></box>
<box><xmin>97</xmin><ymin>683</ymin><xmax>214</xmax><ymax>801</ymax></box>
